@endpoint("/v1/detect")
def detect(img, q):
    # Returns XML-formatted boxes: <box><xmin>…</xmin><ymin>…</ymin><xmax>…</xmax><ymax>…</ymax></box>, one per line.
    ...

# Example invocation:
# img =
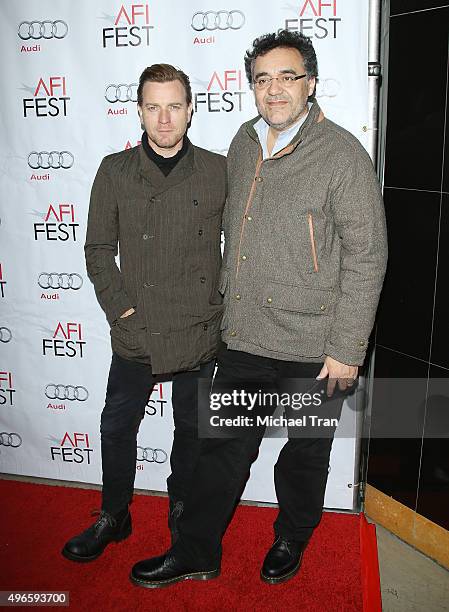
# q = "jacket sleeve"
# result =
<box><xmin>84</xmin><ymin>158</ymin><xmax>134</xmax><ymax>325</ymax></box>
<box><xmin>324</xmin><ymin>143</ymin><xmax>388</xmax><ymax>366</ymax></box>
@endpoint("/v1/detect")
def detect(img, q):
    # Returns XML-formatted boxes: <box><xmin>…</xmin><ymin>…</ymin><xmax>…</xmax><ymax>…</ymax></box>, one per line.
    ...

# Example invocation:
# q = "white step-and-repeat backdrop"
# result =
<box><xmin>0</xmin><ymin>0</ymin><xmax>369</xmax><ymax>509</ymax></box>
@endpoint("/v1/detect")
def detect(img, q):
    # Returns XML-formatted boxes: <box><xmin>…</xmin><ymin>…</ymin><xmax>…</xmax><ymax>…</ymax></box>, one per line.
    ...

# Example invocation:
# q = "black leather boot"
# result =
<box><xmin>260</xmin><ymin>537</ymin><xmax>308</xmax><ymax>584</ymax></box>
<box><xmin>130</xmin><ymin>550</ymin><xmax>220</xmax><ymax>589</ymax></box>
<box><xmin>62</xmin><ymin>508</ymin><xmax>131</xmax><ymax>562</ymax></box>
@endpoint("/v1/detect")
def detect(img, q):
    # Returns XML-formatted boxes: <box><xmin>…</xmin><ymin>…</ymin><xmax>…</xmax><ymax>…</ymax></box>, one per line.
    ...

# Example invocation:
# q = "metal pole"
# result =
<box><xmin>367</xmin><ymin>0</ymin><xmax>382</xmax><ymax>166</ymax></box>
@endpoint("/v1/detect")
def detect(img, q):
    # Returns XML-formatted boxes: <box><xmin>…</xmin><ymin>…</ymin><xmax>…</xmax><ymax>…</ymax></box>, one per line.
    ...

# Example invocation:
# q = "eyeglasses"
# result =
<box><xmin>253</xmin><ymin>74</ymin><xmax>307</xmax><ymax>90</ymax></box>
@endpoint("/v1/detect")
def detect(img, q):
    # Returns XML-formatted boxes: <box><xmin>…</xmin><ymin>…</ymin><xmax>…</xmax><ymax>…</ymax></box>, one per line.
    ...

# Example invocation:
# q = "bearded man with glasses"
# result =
<box><xmin>130</xmin><ymin>30</ymin><xmax>387</xmax><ymax>589</ymax></box>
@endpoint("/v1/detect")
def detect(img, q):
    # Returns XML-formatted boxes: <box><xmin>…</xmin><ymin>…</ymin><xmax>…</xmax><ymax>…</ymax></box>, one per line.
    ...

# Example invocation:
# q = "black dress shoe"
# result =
<box><xmin>62</xmin><ymin>509</ymin><xmax>131</xmax><ymax>562</ymax></box>
<box><xmin>130</xmin><ymin>551</ymin><xmax>220</xmax><ymax>589</ymax></box>
<box><xmin>260</xmin><ymin>537</ymin><xmax>307</xmax><ymax>585</ymax></box>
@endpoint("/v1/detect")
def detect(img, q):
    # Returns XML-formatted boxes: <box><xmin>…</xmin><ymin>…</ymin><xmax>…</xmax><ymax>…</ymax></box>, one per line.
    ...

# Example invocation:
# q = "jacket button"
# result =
<box><xmin>359</xmin><ymin>340</ymin><xmax>365</xmax><ymax>347</ymax></box>
<box><xmin>203</xmin><ymin>324</ymin><xmax>208</xmax><ymax>331</ymax></box>
<box><xmin>142</xmin><ymin>234</ymin><xmax>149</xmax><ymax>240</ymax></box>
<box><xmin>193</xmin><ymin>199</ymin><xmax>198</xmax><ymax>206</ymax></box>
<box><xmin>235</xmin><ymin>294</ymin><xmax>241</xmax><ymax>300</ymax></box>
<box><xmin>320</xmin><ymin>305</ymin><xmax>326</xmax><ymax>311</ymax></box>
<box><xmin>200</xmin><ymin>277</ymin><xmax>206</xmax><ymax>283</ymax></box>
<box><xmin>230</xmin><ymin>331</ymin><xmax>237</xmax><ymax>337</ymax></box>
<box><xmin>267</xmin><ymin>297</ymin><xmax>272</xmax><ymax>304</ymax></box>
<box><xmin>198</xmin><ymin>229</ymin><xmax>203</xmax><ymax>236</ymax></box>
<box><xmin>241</xmin><ymin>255</ymin><xmax>247</xmax><ymax>261</ymax></box>
<box><xmin>246</xmin><ymin>215</ymin><xmax>252</xmax><ymax>221</ymax></box>
<box><xmin>255</xmin><ymin>176</ymin><xmax>263</xmax><ymax>182</ymax></box>
<box><xmin>150</xmin><ymin>197</ymin><xmax>156</xmax><ymax>203</ymax></box>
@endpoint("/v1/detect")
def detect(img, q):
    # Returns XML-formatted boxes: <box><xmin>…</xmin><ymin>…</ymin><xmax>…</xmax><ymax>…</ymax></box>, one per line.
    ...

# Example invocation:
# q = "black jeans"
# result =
<box><xmin>100</xmin><ymin>352</ymin><xmax>215</xmax><ymax>515</ymax></box>
<box><xmin>173</xmin><ymin>345</ymin><xmax>345</xmax><ymax>567</ymax></box>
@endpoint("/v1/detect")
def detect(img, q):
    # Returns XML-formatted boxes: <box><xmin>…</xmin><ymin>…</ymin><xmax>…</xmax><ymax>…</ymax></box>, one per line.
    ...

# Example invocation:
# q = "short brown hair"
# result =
<box><xmin>137</xmin><ymin>63</ymin><xmax>192</xmax><ymax>106</ymax></box>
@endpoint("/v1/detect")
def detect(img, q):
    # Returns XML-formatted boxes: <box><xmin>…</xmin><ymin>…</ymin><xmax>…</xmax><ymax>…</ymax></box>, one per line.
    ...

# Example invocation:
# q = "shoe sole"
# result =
<box><xmin>260</xmin><ymin>555</ymin><xmax>303</xmax><ymax>585</ymax></box>
<box><xmin>61</xmin><ymin>528</ymin><xmax>132</xmax><ymax>563</ymax></box>
<box><xmin>129</xmin><ymin>568</ymin><xmax>220</xmax><ymax>589</ymax></box>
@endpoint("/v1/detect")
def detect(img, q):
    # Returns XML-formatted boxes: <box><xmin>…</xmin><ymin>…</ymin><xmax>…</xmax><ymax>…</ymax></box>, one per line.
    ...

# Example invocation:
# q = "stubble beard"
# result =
<box><xmin>260</xmin><ymin>98</ymin><xmax>309</xmax><ymax>132</ymax></box>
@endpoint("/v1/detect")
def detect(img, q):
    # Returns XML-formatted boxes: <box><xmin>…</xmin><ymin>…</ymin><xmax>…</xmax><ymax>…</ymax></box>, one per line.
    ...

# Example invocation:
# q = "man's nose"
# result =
<box><xmin>267</xmin><ymin>77</ymin><xmax>282</xmax><ymax>95</ymax></box>
<box><xmin>159</xmin><ymin>109</ymin><xmax>170</xmax><ymax>123</ymax></box>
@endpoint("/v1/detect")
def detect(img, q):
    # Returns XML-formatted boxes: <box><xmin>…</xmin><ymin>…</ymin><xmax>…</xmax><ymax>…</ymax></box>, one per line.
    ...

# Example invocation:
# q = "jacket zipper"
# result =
<box><xmin>307</xmin><ymin>213</ymin><xmax>319</xmax><ymax>273</ymax></box>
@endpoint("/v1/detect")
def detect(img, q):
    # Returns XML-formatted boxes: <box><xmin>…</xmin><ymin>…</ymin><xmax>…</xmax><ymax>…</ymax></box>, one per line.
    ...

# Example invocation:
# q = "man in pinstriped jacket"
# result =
<box><xmin>62</xmin><ymin>64</ymin><xmax>226</xmax><ymax>563</ymax></box>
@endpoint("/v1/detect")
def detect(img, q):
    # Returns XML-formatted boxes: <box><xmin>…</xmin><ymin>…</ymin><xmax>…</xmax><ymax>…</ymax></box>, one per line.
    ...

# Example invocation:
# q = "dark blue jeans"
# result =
<box><xmin>100</xmin><ymin>352</ymin><xmax>215</xmax><ymax>515</ymax></box>
<box><xmin>173</xmin><ymin>345</ymin><xmax>345</xmax><ymax>567</ymax></box>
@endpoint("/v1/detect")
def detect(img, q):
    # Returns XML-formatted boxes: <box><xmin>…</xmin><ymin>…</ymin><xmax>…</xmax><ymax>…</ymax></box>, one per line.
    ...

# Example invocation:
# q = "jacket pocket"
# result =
<box><xmin>307</xmin><ymin>213</ymin><xmax>319</xmax><ymax>273</ymax></box>
<box><xmin>257</xmin><ymin>281</ymin><xmax>334</xmax><ymax>357</ymax></box>
<box><xmin>110</xmin><ymin>311</ymin><xmax>148</xmax><ymax>358</ymax></box>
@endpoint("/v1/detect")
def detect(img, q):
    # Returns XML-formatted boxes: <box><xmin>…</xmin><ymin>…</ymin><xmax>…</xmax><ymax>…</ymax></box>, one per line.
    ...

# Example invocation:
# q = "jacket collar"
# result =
<box><xmin>245</xmin><ymin>100</ymin><xmax>324</xmax><ymax>158</ymax></box>
<box><xmin>138</xmin><ymin>136</ymin><xmax>195</xmax><ymax>194</ymax></box>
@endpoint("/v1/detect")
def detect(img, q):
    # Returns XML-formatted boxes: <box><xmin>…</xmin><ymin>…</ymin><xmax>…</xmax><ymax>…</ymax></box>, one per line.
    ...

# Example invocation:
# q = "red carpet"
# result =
<box><xmin>1</xmin><ymin>480</ymin><xmax>380</xmax><ymax>611</ymax></box>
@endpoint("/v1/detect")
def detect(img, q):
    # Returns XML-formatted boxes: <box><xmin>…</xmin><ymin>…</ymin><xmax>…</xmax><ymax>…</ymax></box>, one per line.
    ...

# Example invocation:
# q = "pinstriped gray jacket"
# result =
<box><xmin>84</xmin><ymin>140</ymin><xmax>226</xmax><ymax>374</ymax></box>
<box><xmin>220</xmin><ymin>101</ymin><xmax>388</xmax><ymax>366</ymax></box>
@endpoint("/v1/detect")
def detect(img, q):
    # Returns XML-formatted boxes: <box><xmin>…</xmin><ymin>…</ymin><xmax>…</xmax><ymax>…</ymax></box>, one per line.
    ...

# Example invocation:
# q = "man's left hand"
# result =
<box><xmin>316</xmin><ymin>356</ymin><xmax>358</xmax><ymax>397</ymax></box>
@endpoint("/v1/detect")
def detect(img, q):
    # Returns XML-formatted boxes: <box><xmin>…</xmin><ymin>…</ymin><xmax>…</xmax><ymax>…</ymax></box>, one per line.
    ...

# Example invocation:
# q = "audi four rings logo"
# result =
<box><xmin>191</xmin><ymin>10</ymin><xmax>245</xmax><ymax>31</ymax></box>
<box><xmin>137</xmin><ymin>447</ymin><xmax>168</xmax><ymax>463</ymax></box>
<box><xmin>0</xmin><ymin>327</ymin><xmax>12</xmax><ymax>343</ymax></box>
<box><xmin>28</xmin><ymin>151</ymin><xmax>74</xmax><ymax>170</ymax></box>
<box><xmin>18</xmin><ymin>20</ymin><xmax>68</xmax><ymax>40</ymax></box>
<box><xmin>105</xmin><ymin>84</ymin><xmax>138</xmax><ymax>103</ymax></box>
<box><xmin>0</xmin><ymin>433</ymin><xmax>22</xmax><ymax>447</ymax></box>
<box><xmin>45</xmin><ymin>384</ymin><xmax>89</xmax><ymax>401</ymax></box>
<box><xmin>38</xmin><ymin>273</ymin><xmax>83</xmax><ymax>290</ymax></box>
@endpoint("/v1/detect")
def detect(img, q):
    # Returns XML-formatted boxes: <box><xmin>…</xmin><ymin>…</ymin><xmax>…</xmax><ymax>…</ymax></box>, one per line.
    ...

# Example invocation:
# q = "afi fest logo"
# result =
<box><xmin>193</xmin><ymin>70</ymin><xmax>246</xmax><ymax>114</ymax></box>
<box><xmin>0</xmin><ymin>372</ymin><xmax>16</xmax><ymax>406</ymax></box>
<box><xmin>34</xmin><ymin>203</ymin><xmax>79</xmax><ymax>241</ymax></box>
<box><xmin>42</xmin><ymin>322</ymin><xmax>86</xmax><ymax>358</ymax></box>
<box><xmin>0</xmin><ymin>263</ymin><xmax>6</xmax><ymax>298</ymax></box>
<box><xmin>22</xmin><ymin>76</ymin><xmax>70</xmax><ymax>117</ymax></box>
<box><xmin>191</xmin><ymin>9</ymin><xmax>246</xmax><ymax>46</ymax></box>
<box><xmin>284</xmin><ymin>0</ymin><xmax>341</xmax><ymax>39</ymax></box>
<box><xmin>124</xmin><ymin>138</ymin><xmax>141</xmax><ymax>150</ymax></box>
<box><xmin>18</xmin><ymin>19</ymin><xmax>69</xmax><ymax>54</ymax></box>
<box><xmin>50</xmin><ymin>432</ymin><xmax>93</xmax><ymax>464</ymax></box>
<box><xmin>145</xmin><ymin>383</ymin><xmax>167</xmax><ymax>418</ymax></box>
<box><xmin>102</xmin><ymin>4</ymin><xmax>153</xmax><ymax>48</ymax></box>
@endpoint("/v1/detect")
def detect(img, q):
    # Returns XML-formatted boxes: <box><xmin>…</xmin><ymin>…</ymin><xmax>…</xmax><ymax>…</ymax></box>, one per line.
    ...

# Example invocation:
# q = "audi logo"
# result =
<box><xmin>0</xmin><ymin>432</ymin><xmax>22</xmax><ymax>447</ymax></box>
<box><xmin>191</xmin><ymin>10</ymin><xmax>245</xmax><ymax>31</ymax></box>
<box><xmin>28</xmin><ymin>151</ymin><xmax>74</xmax><ymax>170</ymax></box>
<box><xmin>38</xmin><ymin>273</ymin><xmax>83</xmax><ymax>290</ymax></box>
<box><xmin>136</xmin><ymin>447</ymin><xmax>168</xmax><ymax>463</ymax></box>
<box><xmin>18</xmin><ymin>20</ymin><xmax>69</xmax><ymax>40</ymax></box>
<box><xmin>0</xmin><ymin>327</ymin><xmax>12</xmax><ymax>343</ymax></box>
<box><xmin>45</xmin><ymin>384</ymin><xmax>89</xmax><ymax>401</ymax></box>
<box><xmin>105</xmin><ymin>84</ymin><xmax>138</xmax><ymax>104</ymax></box>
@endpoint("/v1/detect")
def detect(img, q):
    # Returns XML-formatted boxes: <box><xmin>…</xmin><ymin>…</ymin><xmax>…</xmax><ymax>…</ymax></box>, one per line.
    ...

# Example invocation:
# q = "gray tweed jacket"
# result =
<box><xmin>220</xmin><ymin>101</ymin><xmax>387</xmax><ymax>366</ymax></box>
